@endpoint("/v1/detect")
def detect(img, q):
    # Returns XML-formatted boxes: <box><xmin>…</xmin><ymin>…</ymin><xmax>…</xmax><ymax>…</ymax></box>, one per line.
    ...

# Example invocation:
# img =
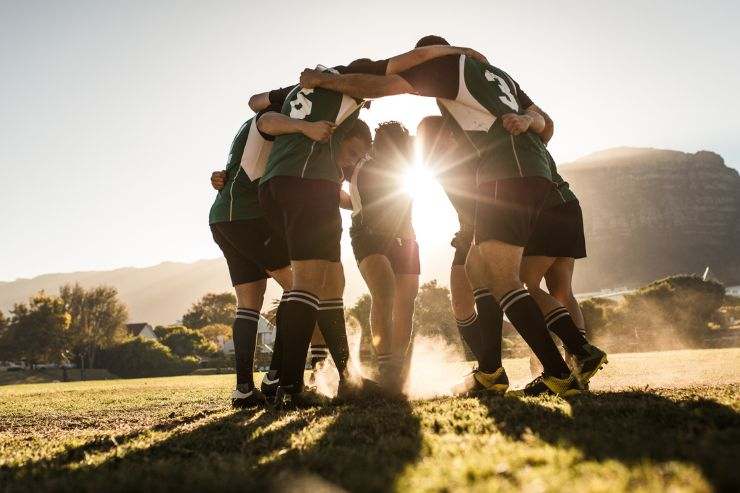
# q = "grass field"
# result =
<box><xmin>1</xmin><ymin>348</ymin><xmax>739</xmax><ymax>492</ymax></box>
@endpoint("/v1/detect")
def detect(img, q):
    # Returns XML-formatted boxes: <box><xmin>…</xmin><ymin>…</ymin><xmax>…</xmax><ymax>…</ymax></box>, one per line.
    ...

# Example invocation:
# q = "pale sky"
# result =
<box><xmin>1</xmin><ymin>0</ymin><xmax>739</xmax><ymax>282</ymax></box>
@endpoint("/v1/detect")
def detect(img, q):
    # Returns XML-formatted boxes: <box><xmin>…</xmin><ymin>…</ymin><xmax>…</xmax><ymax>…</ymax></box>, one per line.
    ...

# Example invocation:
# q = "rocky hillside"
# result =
<box><xmin>563</xmin><ymin>148</ymin><xmax>740</xmax><ymax>292</ymax></box>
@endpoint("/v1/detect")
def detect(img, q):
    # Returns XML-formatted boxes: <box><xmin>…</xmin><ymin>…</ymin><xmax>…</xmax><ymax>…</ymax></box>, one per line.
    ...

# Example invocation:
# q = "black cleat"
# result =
<box><xmin>511</xmin><ymin>372</ymin><xmax>582</xmax><ymax>397</ymax></box>
<box><xmin>231</xmin><ymin>387</ymin><xmax>267</xmax><ymax>409</ymax></box>
<box><xmin>273</xmin><ymin>385</ymin><xmax>324</xmax><ymax>410</ymax></box>
<box><xmin>452</xmin><ymin>367</ymin><xmax>509</xmax><ymax>396</ymax></box>
<box><xmin>260</xmin><ymin>370</ymin><xmax>280</xmax><ymax>400</ymax></box>
<box><xmin>572</xmin><ymin>344</ymin><xmax>608</xmax><ymax>385</ymax></box>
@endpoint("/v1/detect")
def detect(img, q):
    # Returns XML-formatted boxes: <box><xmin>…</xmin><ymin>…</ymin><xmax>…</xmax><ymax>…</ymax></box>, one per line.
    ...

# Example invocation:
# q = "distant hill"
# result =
<box><xmin>562</xmin><ymin>147</ymin><xmax>740</xmax><ymax>291</ymax></box>
<box><xmin>1</xmin><ymin>147</ymin><xmax>738</xmax><ymax>325</ymax></box>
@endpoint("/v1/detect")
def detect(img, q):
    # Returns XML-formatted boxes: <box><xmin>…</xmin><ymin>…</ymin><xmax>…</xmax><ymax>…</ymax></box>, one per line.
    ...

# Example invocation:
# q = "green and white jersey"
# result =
<box><xmin>399</xmin><ymin>55</ymin><xmax>552</xmax><ymax>184</ymax></box>
<box><xmin>542</xmin><ymin>150</ymin><xmax>578</xmax><ymax>209</ymax></box>
<box><xmin>260</xmin><ymin>60</ymin><xmax>388</xmax><ymax>185</ymax></box>
<box><xmin>209</xmin><ymin>115</ymin><xmax>274</xmax><ymax>224</ymax></box>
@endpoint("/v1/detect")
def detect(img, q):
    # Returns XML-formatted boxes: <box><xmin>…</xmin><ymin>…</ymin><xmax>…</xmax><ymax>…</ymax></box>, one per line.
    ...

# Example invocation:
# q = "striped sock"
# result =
<box><xmin>456</xmin><ymin>313</ymin><xmax>482</xmax><ymax>362</ymax></box>
<box><xmin>268</xmin><ymin>290</ymin><xmax>290</xmax><ymax>374</ymax></box>
<box><xmin>473</xmin><ymin>287</ymin><xmax>503</xmax><ymax>372</ymax></box>
<box><xmin>279</xmin><ymin>290</ymin><xmax>320</xmax><ymax>390</ymax></box>
<box><xmin>500</xmin><ymin>288</ymin><xmax>570</xmax><ymax>378</ymax></box>
<box><xmin>317</xmin><ymin>298</ymin><xmax>349</xmax><ymax>375</ymax></box>
<box><xmin>545</xmin><ymin>307</ymin><xmax>589</xmax><ymax>356</ymax></box>
<box><xmin>309</xmin><ymin>344</ymin><xmax>330</xmax><ymax>369</ymax></box>
<box><xmin>233</xmin><ymin>308</ymin><xmax>259</xmax><ymax>387</ymax></box>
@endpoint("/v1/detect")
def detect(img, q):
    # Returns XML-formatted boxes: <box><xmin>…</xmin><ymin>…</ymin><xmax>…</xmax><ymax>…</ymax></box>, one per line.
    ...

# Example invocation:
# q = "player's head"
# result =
<box><xmin>373</xmin><ymin>121</ymin><xmax>414</xmax><ymax>169</ymax></box>
<box><xmin>336</xmin><ymin>119</ymin><xmax>372</xmax><ymax>169</ymax></box>
<box><xmin>415</xmin><ymin>35</ymin><xmax>450</xmax><ymax>48</ymax></box>
<box><xmin>417</xmin><ymin>116</ymin><xmax>457</xmax><ymax>167</ymax></box>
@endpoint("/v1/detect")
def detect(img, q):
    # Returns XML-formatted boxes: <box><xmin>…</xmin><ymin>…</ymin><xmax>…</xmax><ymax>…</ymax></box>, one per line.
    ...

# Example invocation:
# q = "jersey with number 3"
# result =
<box><xmin>399</xmin><ymin>55</ymin><xmax>552</xmax><ymax>184</ymax></box>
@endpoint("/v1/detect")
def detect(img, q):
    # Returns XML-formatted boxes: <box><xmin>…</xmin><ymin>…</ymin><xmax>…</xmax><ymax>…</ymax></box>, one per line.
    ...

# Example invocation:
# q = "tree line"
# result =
<box><xmin>1</xmin><ymin>275</ymin><xmax>735</xmax><ymax>380</ymax></box>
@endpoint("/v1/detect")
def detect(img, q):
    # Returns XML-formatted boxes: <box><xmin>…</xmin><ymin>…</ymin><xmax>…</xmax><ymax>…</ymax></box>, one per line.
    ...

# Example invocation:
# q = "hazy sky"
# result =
<box><xmin>1</xmin><ymin>0</ymin><xmax>739</xmax><ymax>282</ymax></box>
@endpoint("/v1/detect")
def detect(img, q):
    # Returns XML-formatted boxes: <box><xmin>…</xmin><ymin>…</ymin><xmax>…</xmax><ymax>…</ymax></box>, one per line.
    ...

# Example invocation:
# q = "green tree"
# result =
<box><xmin>1</xmin><ymin>292</ymin><xmax>71</xmax><ymax>367</ymax></box>
<box><xmin>200</xmin><ymin>323</ymin><xmax>232</xmax><ymax>344</ymax></box>
<box><xmin>60</xmin><ymin>284</ymin><xmax>128</xmax><ymax>371</ymax></box>
<box><xmin>413</xmin><ymin>280</ymin><xmax>458</xmax><ymax>345</ymax></box>
<box><xmin>158</xmin><ymin>326</ymin><xmax>219</xmax><ymax>358</ymax></box>
<box><xmin>182</xmin><ymin>293</ymin><xmax>236</xmax><ymax>329</ymax></box>
<box><xmin>348</xmin><ymin>293</ymin><xmax>374</xmax><ymax>358</ymax></box>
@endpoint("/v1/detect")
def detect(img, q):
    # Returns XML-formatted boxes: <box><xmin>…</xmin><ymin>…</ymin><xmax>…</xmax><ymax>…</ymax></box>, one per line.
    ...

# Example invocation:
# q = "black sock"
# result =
<box><xmin>309</xmin><ymin>343</ymin><xmax>329</xmax><ymax>369</ymax></box>
<box><xmin>456</xmin><ymin>313</ymin><xmax>482</xmax><ymax>362</ymax></box>
<box><xmin>268</xmin><ymin>291</ymin><xmax>290</xmax><ymax>375</ymax></box>
<box><xmin>233</xmin><ymin>308</ymin><xmax>259</xmax><ymax>388</ymax></box>
<box><xmin>500</xmin><ymin>288</ymin><xmax>570</xmax><ymax>378</ymax></box>
<box><xmin>279</xmin><ymin>290</ymin><xmax>319</xmax><ymax>390</ymax></box>
<box><xmin>474</xmin><ymin>288</ymin><xmax>504</xmax><ymax>372</ymax></box>
<box><xmin>545</xmin><ymin>307</ymin><xmax>589</xmax><ymax>356</ymax></box>
<box><xmin>317</xmin><ymin>298</ymin><xmax>349</xmax><ymax>375</ymax></box>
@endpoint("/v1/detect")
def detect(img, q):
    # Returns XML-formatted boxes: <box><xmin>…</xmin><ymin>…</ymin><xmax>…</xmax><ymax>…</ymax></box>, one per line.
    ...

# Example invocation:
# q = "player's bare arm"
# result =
<box><xmin>248</xmin><ymin>92</ymin><xmax>271</xmax><ymax>112</ymax></box>
<box><xmin>526</xmin><ymin>104</ymin><xmax>554</xmax><ymax>145</ymax></box>
<box><xmin>257</xmin><ymin>112</ymin><xmax>336</xmax><ymax>143</ymax></box>
<box><xmin>385</xmin><ymin>45</ymin><xmax>487</xmax><ymax>74</ymax></box>
<box><xmin>300</xmin><ymin>70</ymin><xmax>414</xmax><ymax>99</ymax></box>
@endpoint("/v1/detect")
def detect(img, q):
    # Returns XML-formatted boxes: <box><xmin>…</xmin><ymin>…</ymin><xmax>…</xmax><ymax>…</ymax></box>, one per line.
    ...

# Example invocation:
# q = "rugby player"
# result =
<box><xmin>299</xmin><ymin>36</ymin><xmax>587</xmax><ymax>395</ymax></box>
<box><xmin>342</xmin><ymin>121</ymin><xmax>419</xmax><ymax>395</ymax></box>
<box><xmin>520</xmin><ymin>150</ymin><xmax>607</xmax><ymax>384</ymax></box>
<box><xmin>208</xmin><ymin>87</ymin><xmax>335</xmax><ymax>408</ymax></box>
<box><xmin>257</xmin><ymin>44</ymin><xmax>489</xmax><ymax>407</ymax></box>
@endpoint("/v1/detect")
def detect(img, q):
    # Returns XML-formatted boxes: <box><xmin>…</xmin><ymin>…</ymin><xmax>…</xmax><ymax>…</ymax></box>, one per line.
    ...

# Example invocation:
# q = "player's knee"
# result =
<box><xmin>451</xmin><ymin>298</ymin><xmax>475</xmax><ymax>319</ymax></box>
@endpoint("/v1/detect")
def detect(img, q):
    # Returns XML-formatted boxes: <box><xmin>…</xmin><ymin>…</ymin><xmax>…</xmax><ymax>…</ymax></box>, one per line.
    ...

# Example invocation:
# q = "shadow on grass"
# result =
<box><xmin>476</xmin><ymin>390</ymin><xmax>740</xmax><ymax>491</ymax></box>
<box><xmin>3</xmin><ymin>398</ymin><xmax>421</xmax><ymax>493</ymax></box>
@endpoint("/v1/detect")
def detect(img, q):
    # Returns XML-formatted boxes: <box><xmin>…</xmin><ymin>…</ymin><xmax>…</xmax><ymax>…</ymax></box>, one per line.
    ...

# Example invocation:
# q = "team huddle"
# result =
<box><xmin>209</xmin><ymin>35</ymin><xmax>608</xmax><ymax>409</ymax></box>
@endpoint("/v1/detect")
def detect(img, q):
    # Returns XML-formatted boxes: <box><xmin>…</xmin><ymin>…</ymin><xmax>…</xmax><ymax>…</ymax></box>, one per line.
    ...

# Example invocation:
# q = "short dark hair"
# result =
<box><xmin>415</xmin><ymin>35</ymin><xmax>450</xmax><ymax>48</ymax></box>
<box><xmin>345</xmin><ymin>118</ymin><xmax>372</xmax><ymax>146</ymax></box>
<box><xmin>373</xmin><ymin>121</ymin><xmax>414</xmax><ymax>163</ymax></box>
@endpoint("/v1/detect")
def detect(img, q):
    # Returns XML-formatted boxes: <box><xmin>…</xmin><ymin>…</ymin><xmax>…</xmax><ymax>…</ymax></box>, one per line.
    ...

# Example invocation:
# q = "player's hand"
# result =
<box><xmin>303</xmin><ymin>121</ymin><xmax>336</xmax><ymax>142</ymax></box>
<box><xmin>501</xmin><ymin>113</ymin><xmax>532</xmax><ymax>135</ymax></box>
<box><xmin>300</xmin><ymin>68</ymin><xmax>325</xmax><ymax>89</ymax></box>
<box><xmin>462</xmin><ymin>47</ymin><xmax>488</xmax><ymax>64</ymax></box>
<box><xmin>211</xmin><ymin>170</ymin><xmax>227</xmax><ymax>190</ymax></box>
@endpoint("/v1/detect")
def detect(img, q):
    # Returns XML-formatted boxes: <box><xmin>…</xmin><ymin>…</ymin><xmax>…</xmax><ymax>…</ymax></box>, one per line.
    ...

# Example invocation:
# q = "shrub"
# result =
<box><xmin>103</xmin><ymin>338</ymin><xmax>197</xmax><ymax>378</ymax></box>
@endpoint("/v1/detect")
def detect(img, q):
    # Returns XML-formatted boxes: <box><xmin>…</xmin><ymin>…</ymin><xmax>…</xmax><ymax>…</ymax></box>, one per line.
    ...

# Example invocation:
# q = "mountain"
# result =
<box><xmin>563</xmin><ymin>147</ymin><xmax>740</xmax><ymax>292</ymax></box>
<box><xmin>1</xmin><ymin>147</ymin><xmax>738</xmax><ymax>324</ymax></box>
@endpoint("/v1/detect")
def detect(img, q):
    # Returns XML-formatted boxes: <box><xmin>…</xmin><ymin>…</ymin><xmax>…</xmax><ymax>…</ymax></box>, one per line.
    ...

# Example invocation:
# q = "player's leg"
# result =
<box><xmin>450</xmin><ymin>264</ymin><xmax>480</xmax><ymax>360</ymax></box>
<box><xmin>316</xmin><ymin>261</ymin><xmax>350</xmax><ymax>378</ymax></box>
<box><xmin>520</xmin><ymin>255</ymin><xmax>557</xmax><ymax>377</ymax></box>
<box><xmin>258</xmin><ymin>176</ymin><xmax>337</xmax><ymax>405</ymax></box>
<box><xmin>465</xmin><ymin>245</ymin><xmax>504</xmax><ymax>372</ymax></box>
<box><xmin>544</xmin><ymin>257</ymin><xmax>583</xmax><ymax>329</ymax></box>
<box><xmin>358</xmin><ymin>254</ymin><xmax>396</xmax><ymax>378</ymax></box>
<box><xmin>278</xmin><ymin>258</ymin><xmax>327</xmax><ymax>392</ymax></box>
<box><xmin>475</xmin><ymin>178</ymin><xmax>578</xmax><ymax>396</ymax></box>
<box><xmin>210</xmin><ymin>222</ymin><xmax>270</xmax><ymax>408</ymax></box>
<box><xmin>545</xmin><ymin>257</ymin><xmax>607</xmax><ymax>383</ymax></box>
<box><xmin>388</xmin><ymin>238</ymin><xmax>420</xmax><ymax>394</ymax></box>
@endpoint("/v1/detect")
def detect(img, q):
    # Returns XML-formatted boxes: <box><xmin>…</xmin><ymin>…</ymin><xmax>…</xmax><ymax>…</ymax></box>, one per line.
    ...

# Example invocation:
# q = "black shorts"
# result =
<box><xmin>210</xmin><ymin>218</ymin><xmax>290</xmax><ymax>286</ymax></box>
<box><xmin>451</xmin><ymin>229</ymin><xmax>473</xmax><ymax>266</ymax></box>
<box><xmin>524</xmin><ymin>200</ymin><xmax>587</xmax><ymax>259</ymax></box>
<box><xmin>258</xmin><ymin>176</ymin><xmax>342</xmax><ymax>262</ymax></box>
<box><xmin>474</xmin><ymin>177</ymin><xmax>553</xmax><ymax>247</ymax></box>
<box><xmin>351</xmin><ymin>232</ymin><xmax>420</xmax><ymax>275</ymax></box>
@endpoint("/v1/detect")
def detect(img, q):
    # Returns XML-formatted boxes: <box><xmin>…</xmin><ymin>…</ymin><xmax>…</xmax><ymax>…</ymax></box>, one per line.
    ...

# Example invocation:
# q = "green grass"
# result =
<box><xmin>1</xmin><ymin>348</ymin><xmax>739</xmax><ymax>492</ymax></box>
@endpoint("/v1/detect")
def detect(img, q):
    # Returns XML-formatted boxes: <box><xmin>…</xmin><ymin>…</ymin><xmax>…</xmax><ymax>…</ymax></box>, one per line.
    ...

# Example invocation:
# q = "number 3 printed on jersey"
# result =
<box><xmin>484</xmin><ymin>71</ymin><xmax>518</xmax><ymax>111</ymax></box>
<box><xmin>290</xmin><ymin>89</ymin><xmax>314</xmax><ymax>119</ymax></box>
